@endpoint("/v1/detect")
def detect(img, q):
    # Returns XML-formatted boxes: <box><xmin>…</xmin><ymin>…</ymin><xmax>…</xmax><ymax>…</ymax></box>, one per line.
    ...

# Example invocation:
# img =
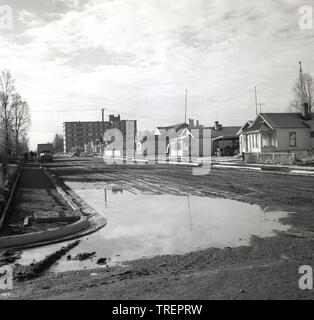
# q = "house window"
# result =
<box><xmin>254</xmin><ymin>134</ymin><xmax>258</xmax><ymax>148</ymax></box>
<box><xmin>311</xmin><ymin>132</ymin><xmax>314</xmax><ymax>138</ymax></box>
<box><xmin>289</xmin><ymin>132</ymin><xmax>296</xmax><ymax>147</ymax></box>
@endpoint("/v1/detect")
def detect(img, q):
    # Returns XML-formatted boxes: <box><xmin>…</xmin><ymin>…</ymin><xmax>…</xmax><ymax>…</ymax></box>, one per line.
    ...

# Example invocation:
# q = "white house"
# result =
<box><xmin>238</xmin><ymin>103</ymin><xmax>314</xmax><ymax>163</ymax></box>
<box><xmin>167</xmin><ymin>127</ymin><xmax>196</xmax><ymax>157</ymax></box>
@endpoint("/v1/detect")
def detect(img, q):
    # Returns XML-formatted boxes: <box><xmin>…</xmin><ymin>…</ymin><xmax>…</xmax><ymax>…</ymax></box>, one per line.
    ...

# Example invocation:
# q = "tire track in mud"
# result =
<box><xmin>51</xmin><ymin>159</ymin><xmax>314</xmax><ymax>208</ymax></box>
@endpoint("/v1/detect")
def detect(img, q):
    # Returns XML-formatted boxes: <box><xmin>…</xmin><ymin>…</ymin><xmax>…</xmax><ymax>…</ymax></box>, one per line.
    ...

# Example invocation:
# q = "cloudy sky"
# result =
<box><xmin>1</xmin><ymin>0</ymin><xmax>314</xmax><ymax>149</ymax></box>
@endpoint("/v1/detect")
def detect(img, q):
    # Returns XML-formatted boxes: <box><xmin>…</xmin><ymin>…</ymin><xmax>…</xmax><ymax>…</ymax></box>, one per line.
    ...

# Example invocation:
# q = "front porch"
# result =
<box><xmin>241</xmin><ymin>129</ymin><xmax>276</xmax><ymax>154</ymax></box>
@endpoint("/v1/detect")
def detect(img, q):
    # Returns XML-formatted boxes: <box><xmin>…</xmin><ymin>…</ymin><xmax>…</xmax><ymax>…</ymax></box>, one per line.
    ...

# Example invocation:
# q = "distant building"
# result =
<box><xmin>210</xmin><ymin>121</ymin><xmax>241</xmax><ymax>156</ymax></box>
<box><xmin>155</xmin><ymin>122</ymin><xmax>190</xmax><ymax>156</ymax></box>
<box><xmin>238</xmin><ymin>103</ymin><xmax>314</xmax><ymax>164</ymax></box>
<box><xmin>136</xmin><ymin>119</ymin><xmax>241</xmax><ymax>158</ymax></box>
<box><xmin>63</xmin><ymin>114</ymin><xmax>137</xmax><ymax>155</ymax></box>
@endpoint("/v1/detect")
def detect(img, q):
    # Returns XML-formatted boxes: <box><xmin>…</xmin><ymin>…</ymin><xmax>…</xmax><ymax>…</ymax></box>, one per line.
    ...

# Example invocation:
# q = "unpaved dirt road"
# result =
<box><xmin>5</xmin><ymin>158</ymin><xmax>314</xmax><ymax>299</ymax></box>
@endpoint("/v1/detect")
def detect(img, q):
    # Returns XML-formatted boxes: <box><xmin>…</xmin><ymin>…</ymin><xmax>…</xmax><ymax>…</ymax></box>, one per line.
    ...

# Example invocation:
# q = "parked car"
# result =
<box><xmin>38</xmin><ymin>150</ymin><xmax>53</xmax><ymax>162</ymax></box>
<box><xmin>72</xmin><ymin>150</ymin><xmax>81</xmax><ymax>157</ymax></box>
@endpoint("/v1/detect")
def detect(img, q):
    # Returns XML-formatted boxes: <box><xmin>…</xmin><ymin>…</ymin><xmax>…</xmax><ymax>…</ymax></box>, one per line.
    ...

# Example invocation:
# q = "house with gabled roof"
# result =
<box><xmin>153</xmin><ymin>122</ymin><xmax>190</xmax><ymax>156</ymax></box>
<box><xmin>136</xmin><ymin>122</ymin><xmax>190</xmax><ymax>157</ymax></box>
<box><xmin>136</xmin><ymin>119</ymin><xmax>241</xmax><ymax>158</ymax></box>
<box><xmin>210</xmin><ymin>121</ymin><xmax>241</xmax><ymax>156</ymax></box>
<box><xmin>238</xmin><ymin>103</ymin><xmax>314</xmax><ymax>163</ymax></box>
<box><xmin>154</xmin><ymin>123</ymin><xmax>188</xmax><ymax>136</ymax></box>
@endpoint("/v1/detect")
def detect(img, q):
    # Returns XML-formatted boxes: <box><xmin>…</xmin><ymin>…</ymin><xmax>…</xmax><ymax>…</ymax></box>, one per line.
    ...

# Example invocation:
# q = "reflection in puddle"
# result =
<box><xmin>19</xmin><ymin>182</ymin><xmax>291</xmax><ymax>272</ymax></box>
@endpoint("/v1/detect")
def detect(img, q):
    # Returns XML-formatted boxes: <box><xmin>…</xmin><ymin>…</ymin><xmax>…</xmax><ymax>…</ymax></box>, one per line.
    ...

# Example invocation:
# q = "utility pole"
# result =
<box><xmin>254</xmin><ymin>86</ymin><xmax>258</xmax><ymax>116</ymax></box>
<box><xmin>102</xmin><ymin>108</ymin><xmax>106</xmax><ymax>122</ymax></box>
<box><xmin>184</xmin><ymin>89</ymin><xmax>188</xmax><ymax>123</ymax></box>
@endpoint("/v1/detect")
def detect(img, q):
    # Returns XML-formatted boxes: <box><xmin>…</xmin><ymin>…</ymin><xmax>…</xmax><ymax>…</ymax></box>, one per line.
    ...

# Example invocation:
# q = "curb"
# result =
<box><xmin>0</xmin><ymin>216</ymin><xmax>89</xmax><ymax>250</ymax></box>
<box><xmin>0</xmin><ymin>164</ymin><xmax>107</xmax><ymax>250</ymax></box>
<box><xmin>211</xmin><ymin>162</ymin><xmax>314</xmax><ymax>176</ymax></box>
<box><xmin>41</xmin><ymin>165</ymin><xmax>79</xmax><ymax>212</ymax></box>
<box><xmin>101</xmin><ymin>156</ymin><xmax>204</xmax><ymax>167</ymax></box>
<box><xmin>0</xmin><ymin>162</ymin><xmax>24</xmax><ymax>230</ymax></box>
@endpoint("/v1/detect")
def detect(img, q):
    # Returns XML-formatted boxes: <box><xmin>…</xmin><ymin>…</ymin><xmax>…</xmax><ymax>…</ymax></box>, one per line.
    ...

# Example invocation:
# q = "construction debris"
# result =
<box><xmin>14</xmin><ymin>240</ymin><xmax>80</xmax><ymax>281</ymax></box>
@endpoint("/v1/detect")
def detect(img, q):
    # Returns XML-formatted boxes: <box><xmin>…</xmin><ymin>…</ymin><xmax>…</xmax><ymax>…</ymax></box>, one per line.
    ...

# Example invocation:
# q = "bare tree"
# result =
<box><xmin>53</xmin><ymin>133</ymin><xmax>64</xmax><ymax>153</ymax></box>
<box><xmin>0</xmin><ymin>70</ymin><xmax>31</xmax><ymax>193</ymax></box>
<box><xmin>12</xmin><ymin>93</ymin><xmax>31</xmax><ymax>159</ymax></box>
<box><xmin>288</xmin><ymin>72</ymin><xmax>314</xmax><ymax>113</ymax></box>
<box><xmin>0</xmin><ymin>71</ymin><xmax>15</xmax><ymax>192</ymax></box>
<box><xmin>0</xmin><ymin>70</ymin><xmax>15</xmax><ymax>162</ymax></box>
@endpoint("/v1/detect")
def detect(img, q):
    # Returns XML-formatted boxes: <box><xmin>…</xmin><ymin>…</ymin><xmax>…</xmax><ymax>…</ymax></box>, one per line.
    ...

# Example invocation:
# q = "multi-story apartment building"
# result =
<box><xmin>63</xmin><ymin>114</ymin><xmax>137</xmax><ymax>154</ymax></box>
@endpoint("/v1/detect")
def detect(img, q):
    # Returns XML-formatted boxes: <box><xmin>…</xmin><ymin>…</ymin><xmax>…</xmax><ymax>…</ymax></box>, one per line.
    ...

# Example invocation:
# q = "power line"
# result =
<box><xmin>258</xmin><ymin>103</ymin><xmax>266</xmax><ymax>113</ymax></box>
<box><xmin>32</xmin><ymin>106</ymin><xmax>183</xmax><ymax>123</ymax></box>
<box><xmin>206</xmin><ymin>88</ymin><xmax>252</xmax><ymax>104</ymax></box>
<box><xmin>31</xmin><ymin>88</ymin><xmax>253</xmax><ymax>114</ymax></box>
<box><xmin>30</xmin><ymin>88</ymin><xmax>258</xmax><ymax>124</ymax></box>
<box><xmin>31</xmin><ymin>108</ymin><xmax>100</xmax><ymax>113</ymax></box>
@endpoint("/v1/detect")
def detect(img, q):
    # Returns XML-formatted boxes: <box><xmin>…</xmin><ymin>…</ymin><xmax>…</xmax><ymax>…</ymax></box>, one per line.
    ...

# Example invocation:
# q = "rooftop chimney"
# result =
<box><xmin>302</xmin><ymin>103</ymin><xmax>311</xmax><ymax>120</ymax></box>
<box><xmin>214</xmin><ymin>121</ymin><xmax>221</xmax><ymax>131</ymax></box>
<box><xmin>109</xmin><ymin>114</ymin><xmax>121</xmax><ymax>122</ymax></box>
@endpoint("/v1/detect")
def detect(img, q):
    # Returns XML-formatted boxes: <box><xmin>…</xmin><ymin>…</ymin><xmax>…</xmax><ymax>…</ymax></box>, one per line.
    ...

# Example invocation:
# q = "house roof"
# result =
<box><xmin>237</xmin><ymin>121</ymin><xmax>254</xmax><ymax>135</ymax></box>
<box><xmin>155</xmin><ymin>123</ymin><xmax>241</xmax><ymax>140</ymax></box>
<box><xmin>157</xmin><ymin>123</ymin><xmax>188</xmax><ymax>132</ymax></box>
<box><xmin>243</xmin><ymin>118</ymin><xmax>272</xmax><ymax>133</ymax></box>
<box><xmin>212</xmin><ymin>134</ymin><xmax>240</xmax><ymax>141</ymax></box>
<box><xmin>242</xmin><ymin>113</ymin><xmax>313</xmax><ymax>133</ymax></box>
<box><xmin>261</xmin><ymin>113</ymin><xmax>312</xmax><ymax>128</ymax></box>
<box><xmin>208</xmin><ymin>126</ymin><xmax>242</xmax><ymax>139</ymax></box>
<box><xmin>169</xmin><ymin>128</ymin><xmax>196</xmax><ymax>142</ymax></box>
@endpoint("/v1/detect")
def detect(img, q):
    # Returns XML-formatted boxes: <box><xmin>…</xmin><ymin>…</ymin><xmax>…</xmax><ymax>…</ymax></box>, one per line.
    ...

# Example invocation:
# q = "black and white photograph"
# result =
<box><xmin>1</xmin><ymin>0</ymin><xmax>314</xmax><ymax>308</ymax></box>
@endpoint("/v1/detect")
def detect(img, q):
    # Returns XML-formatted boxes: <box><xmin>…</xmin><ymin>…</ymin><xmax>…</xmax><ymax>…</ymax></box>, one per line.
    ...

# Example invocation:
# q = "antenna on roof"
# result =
<box><xmin>254</xmin><ymin>86</ymin><xmax>258</xmax><ymax>116</ymax></box>
<box><xmin>184</xmin><ymin>89</ymin><xmax>188</xmax><ymax>124</ymax></box>
<box><xmin>258</xmin><ymin>103</ymin><xmax>266</xmax><ymax>113</ymax></box>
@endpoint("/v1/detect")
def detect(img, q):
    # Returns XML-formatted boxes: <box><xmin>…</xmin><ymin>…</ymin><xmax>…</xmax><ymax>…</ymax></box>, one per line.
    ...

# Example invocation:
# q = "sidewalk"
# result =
<box><xmin>0</xmin><ymin>163</ymin><xmax>80</xmax><ymax>236</ymax></box>
<box><xmin>101</xmin><ymin>154</ymin><xmax>314</xmax><ymax>174</ymax></box>
<box><xmin>211</xmin><ymin>159</ymin><xmax>314</xmax><ymax>175</ymax></box>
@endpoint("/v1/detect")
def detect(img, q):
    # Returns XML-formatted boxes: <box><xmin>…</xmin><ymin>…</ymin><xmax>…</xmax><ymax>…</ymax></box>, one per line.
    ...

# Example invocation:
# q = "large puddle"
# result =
<box><xmin>19</xmin><ymin>182</ymin><xmax>291</xmax><ymax>272</ymax></box>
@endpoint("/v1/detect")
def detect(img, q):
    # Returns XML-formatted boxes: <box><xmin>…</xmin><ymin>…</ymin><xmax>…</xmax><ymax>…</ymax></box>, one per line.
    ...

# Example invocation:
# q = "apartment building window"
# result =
<box><xmin>289</xmin><ymin>132</ymin><xmax>296</xmax><ymax>147</ymax></box>
<box><xmin>311</xmin><ymin>131</ymin><xmax>314</xmax><ymax>138</ymax></box>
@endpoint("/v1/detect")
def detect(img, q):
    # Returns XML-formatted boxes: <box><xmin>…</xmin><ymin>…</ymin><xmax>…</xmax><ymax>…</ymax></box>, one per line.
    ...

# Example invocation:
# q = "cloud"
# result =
<box><xmin>1</xmin><ymin>0</ymin><xmax>314</xmax><ymax>149</ymax></box>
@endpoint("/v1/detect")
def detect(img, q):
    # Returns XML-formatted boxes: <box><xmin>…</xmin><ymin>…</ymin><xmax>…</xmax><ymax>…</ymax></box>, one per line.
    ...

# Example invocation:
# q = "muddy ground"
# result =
<box><xmin>3</xmin><ymin>158</ymin><xmax>314</xmax><ymax>299</ymax></box>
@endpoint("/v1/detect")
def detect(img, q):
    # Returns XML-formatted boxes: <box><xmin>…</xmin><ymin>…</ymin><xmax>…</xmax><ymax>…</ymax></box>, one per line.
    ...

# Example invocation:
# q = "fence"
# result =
<box><xmin>244</xmin><ymin>152</ymin><xmax>295</xmax><ymax>165</ymax></box>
